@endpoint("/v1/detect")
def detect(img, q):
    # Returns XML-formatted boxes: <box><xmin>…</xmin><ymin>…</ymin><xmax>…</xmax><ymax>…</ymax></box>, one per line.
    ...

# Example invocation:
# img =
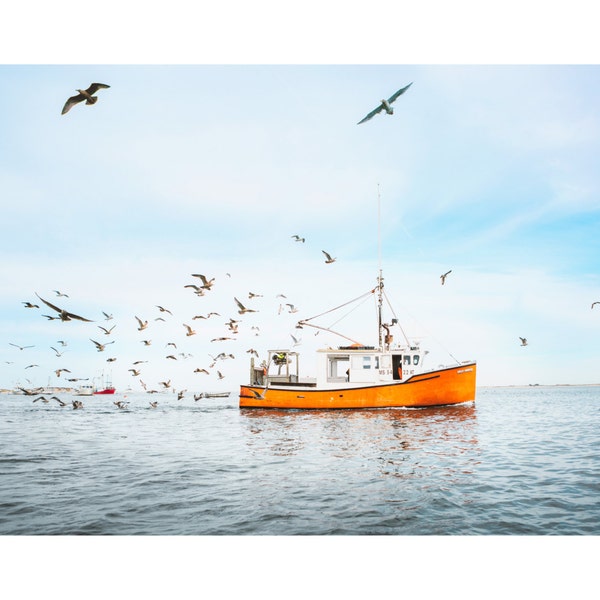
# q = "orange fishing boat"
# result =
<box><xmin>239</xmin><ymin>272</ymin><xmax>476</xmax><ymax>410</ymax></box>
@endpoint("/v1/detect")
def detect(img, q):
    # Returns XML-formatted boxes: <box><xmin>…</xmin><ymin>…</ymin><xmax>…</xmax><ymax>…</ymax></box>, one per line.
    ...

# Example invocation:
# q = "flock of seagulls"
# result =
<box><xmin>9</xmin><ymin>231</ymin><xmax>323</xmax><ymax>401</ymax></box>
<box><xmin>5</xmin><ymin>78</ymin><xmax>598</xmax><ymax>399</ymax></box>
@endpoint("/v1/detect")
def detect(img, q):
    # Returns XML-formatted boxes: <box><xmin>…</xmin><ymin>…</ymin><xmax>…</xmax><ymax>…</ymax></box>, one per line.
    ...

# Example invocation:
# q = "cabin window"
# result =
<box><xmin>380</xmin><ymin>355</ymin><xmax>391</xmax><ymax>369</ymax></box>
<box><xmin>328</xmin><ymin>355</ymin><xmax>350</xmax><ymax>380</ymax></box>
<box><xmin>362</xmin><ymin>356</ymin><xmax>371</xmax><ymax>369</ymax></box>
<box><xmin>403</xmin><ymin>355</ymin><xmax>411</xmax><ymax>366</ymax></box>
<box><xmin>413</xmin><ymin>355</ymin><xmax>420</xmax><ymax>366</ymax></box>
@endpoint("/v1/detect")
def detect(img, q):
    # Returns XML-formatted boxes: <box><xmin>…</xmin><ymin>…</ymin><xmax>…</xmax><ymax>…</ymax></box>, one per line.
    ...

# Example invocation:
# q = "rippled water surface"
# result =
<box><xmin>1</xmin><ymin>386</ymin><xmax>599</xmax><ymax>535</ymax></box>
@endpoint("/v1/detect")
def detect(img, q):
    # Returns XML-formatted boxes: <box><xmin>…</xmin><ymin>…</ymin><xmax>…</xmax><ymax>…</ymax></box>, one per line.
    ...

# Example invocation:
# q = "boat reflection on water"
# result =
<box><xmin>240</xmin><ymin>403</ymin><xmax>479</xmax><ymax>474</ymax></box>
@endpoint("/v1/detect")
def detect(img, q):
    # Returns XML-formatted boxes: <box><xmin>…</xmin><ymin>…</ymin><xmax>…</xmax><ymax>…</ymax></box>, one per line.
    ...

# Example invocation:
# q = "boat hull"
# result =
<box><xmin>240</xmin><ymin>362</ymin><xmax>476</xmax><ymax>409</ymax></box>
<box><xmin>94</xmin><ymin>388</ymin><xmax>116</xmax><ymax>395</ymax></box>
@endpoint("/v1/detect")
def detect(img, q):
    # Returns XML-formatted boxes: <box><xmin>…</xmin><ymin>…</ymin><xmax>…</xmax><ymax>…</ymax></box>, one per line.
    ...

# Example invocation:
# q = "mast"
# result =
<box><xmin>377</xmin><ymin>184</ymin><xmax>384</xmax><ymax>350</ymax></box>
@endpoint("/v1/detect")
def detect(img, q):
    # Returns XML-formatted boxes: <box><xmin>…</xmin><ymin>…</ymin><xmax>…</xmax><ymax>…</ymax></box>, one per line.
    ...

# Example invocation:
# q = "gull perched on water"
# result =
<box><xmin>61</xmin><ymin>83</ymin><xmax>110</xmax><ymax>115</ymax></box>
<box><xmin>440</xmin><ymin>270</ymin><xmax>452</xmax><ymax>285</ymax></box>
<box><xmin>322</xmin><ymin>250</ymin><xmax>336</xmax><ymax>264</ymax></box>
<box><xmin>35</xmin><ymin>293</ymin><xmax>93</xmax><ymax>322</ymax></box>
<box><xmin>357</xmin><ymin>82</ymin><xmax>413</xmax><ymax>125</ymax></box>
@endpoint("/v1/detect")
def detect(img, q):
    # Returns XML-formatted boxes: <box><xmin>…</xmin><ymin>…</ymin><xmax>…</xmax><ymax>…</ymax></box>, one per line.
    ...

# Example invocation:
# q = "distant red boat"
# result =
<box><xmin>94</xmin><ymin>387</ymin><xmax>116</xmax><ymax>395</ymax></box>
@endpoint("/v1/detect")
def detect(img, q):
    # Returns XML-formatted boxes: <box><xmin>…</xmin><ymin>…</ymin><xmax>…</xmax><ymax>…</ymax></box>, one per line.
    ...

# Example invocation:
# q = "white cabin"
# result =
<box><xmin>251</xmin><ymin>344</ymin><xmax>427</xmax><ymax>389</ymax></box>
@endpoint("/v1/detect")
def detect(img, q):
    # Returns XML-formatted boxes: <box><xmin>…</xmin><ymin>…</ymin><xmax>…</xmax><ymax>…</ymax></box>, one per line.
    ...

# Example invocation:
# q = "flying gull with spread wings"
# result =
<box><xmin>35</xmin><ymin>293</ymin><xmax>93</xmax><ymax>322</ymax></box>
<box><xmin>61</xmin><ymin>83</ymin><xmax>110</xmax><ymax>115</ymax></box>
<box><xmin>357</xmin><ymin>82</ymin><xmax>413</xmax><ymax>125</ymax></box>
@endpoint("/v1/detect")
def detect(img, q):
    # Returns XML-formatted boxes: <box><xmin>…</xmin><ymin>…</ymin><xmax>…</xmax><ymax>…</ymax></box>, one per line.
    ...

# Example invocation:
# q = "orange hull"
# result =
<box><xmin>240</xmin><ymin>362</ymin><xmax>476</xmax><ymax>409</ymax></box>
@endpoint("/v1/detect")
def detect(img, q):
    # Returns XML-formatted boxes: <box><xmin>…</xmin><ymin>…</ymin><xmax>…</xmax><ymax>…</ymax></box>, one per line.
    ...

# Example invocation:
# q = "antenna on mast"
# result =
<box><xmin>377</xmin><ymin>184</ymin><xmax>384</xmax><ymax>350</ymax></box>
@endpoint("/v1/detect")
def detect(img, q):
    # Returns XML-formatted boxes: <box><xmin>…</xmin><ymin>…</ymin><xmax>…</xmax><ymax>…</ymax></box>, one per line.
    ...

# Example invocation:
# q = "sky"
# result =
<box><xmin>2</xmin><ymin>4</ymin><xmax>600</xmax><ymax>396</ymax></box>
<box><xmin>2</xmin><ymin>66</ymin><xmax>600</xmax><ymax>390</ymax></box>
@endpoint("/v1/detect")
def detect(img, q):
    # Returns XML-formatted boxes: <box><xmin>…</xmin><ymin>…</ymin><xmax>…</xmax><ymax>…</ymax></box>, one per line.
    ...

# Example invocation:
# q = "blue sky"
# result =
<box><xmin>2</xmin><ymin>4</ymin><xmax>600</xmax><ymax>391</ymax></box>
<box><xmin>2</xmin><ymin>63</ymin><xmax>599</xmax><ymax>390</ymax></box>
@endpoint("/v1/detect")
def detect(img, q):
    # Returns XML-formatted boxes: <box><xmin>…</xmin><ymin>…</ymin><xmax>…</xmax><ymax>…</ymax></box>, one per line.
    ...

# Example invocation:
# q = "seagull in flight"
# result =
<box><xmin>440</xmin><ymin>270</ymin><xmax>452</xmax><ymax>285</ymax></box>
<box><xmin>249</xmin><ymin>387</ymin><xmax>268</xmax><ymax>400</ymax></box>
<box><xmin>61</xmin><ymin>83</ymin><xmax>110</xmax><ymax>115</ymax></box>
<box><xmin>234</xmin><ymin>297</ymin><xmax>257</xmax><ymax>315</ymax></box>
<box><xmin>135</xmin><ymin>316</ymin><xmax>148</xmax><ymax>331</ymax></box>
<box><xmin>592</xmin><ymin>302</ymin><xmax>600</xmax><ymax>309</ymax></box>
<box><xmin>90</xmin><ymin>339</ymin><xmax>115</xmax><ymax>352</ymax></box>
<box><xmin>22</xmin><ymin>301</ymin><xmax>39</xmax><ymax>308</ymax></box>
<box><xmin>519</xmin><ymin>337</ymin><xmax>528</xmax><ymax>346</ymax></box>
<box><xmin>35</xmin><ymin>293</ymin><xmax>93</xmax><ymax>322</ymax></box>
<box><xmin>357</xmin><ymin>82</ymin><xmax>412</xmax><ymax>125</ymax></box>
<box><xmin>191</xmin><ymin>274</ymin><xmax>215</xmax><ymax>290</ymax></box>
<box><xmin>322</xmin><ymin>250</ymin><xmax>336</xmax><ymax>264</ymax></box>
<box><xmin>291</xmin><ymin>235</ymin><xmax>305</xmax><ymax>243</ymax></box>
<box><xmin>98</xmin><ymin>324</ymin><xmax>116</xmax><ymax>335</ymax></box>
<box><xmin>9</xmin><ymin>343</ymin><xmax>34</xmax><ymax>350</ymax></box>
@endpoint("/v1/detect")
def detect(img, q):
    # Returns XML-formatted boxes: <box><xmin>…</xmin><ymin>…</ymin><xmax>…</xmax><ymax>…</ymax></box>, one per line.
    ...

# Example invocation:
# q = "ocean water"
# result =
<box><xmin>1</xmin><ymin>386</ymin><xmax>599</xmax><ymax>536</ymax></box>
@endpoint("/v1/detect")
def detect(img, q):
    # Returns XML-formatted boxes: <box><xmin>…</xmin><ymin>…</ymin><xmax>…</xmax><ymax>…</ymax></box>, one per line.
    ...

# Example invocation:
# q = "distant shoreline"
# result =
<box><xmin>479</xmin><ymin>383</ymin><xmax>600</xmax><ymax>389</ymax></box>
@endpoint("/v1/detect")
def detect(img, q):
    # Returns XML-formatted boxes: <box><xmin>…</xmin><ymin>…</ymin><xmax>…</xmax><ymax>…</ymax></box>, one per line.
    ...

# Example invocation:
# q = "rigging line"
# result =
<box><xmin>377</xmin><ymin>183</ymin><xmax>382</xmax><ymax>276</ymax></box>
<box><xmin>297</xmin><ymin>322</ymin><xmax>362</xmax><ymax>345</ymax></box>
<box><xmin>300</xmin><ymin>288</ymin><xmax>376</xmax><ymax>323</ymax></box>
<box><xmin>382</xmin><ymin>289</ymin><xmax>411</xmax><ymax>346</ymax></box>
<box><xmin>325</xmin><ymin>291</ymin><xmax>374</xmax><ymax>331</ymax></box>
<box><xmin>384</xmin><ymin>292</ymin><xmax>462</xmax><ymax>365</ymax></box>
